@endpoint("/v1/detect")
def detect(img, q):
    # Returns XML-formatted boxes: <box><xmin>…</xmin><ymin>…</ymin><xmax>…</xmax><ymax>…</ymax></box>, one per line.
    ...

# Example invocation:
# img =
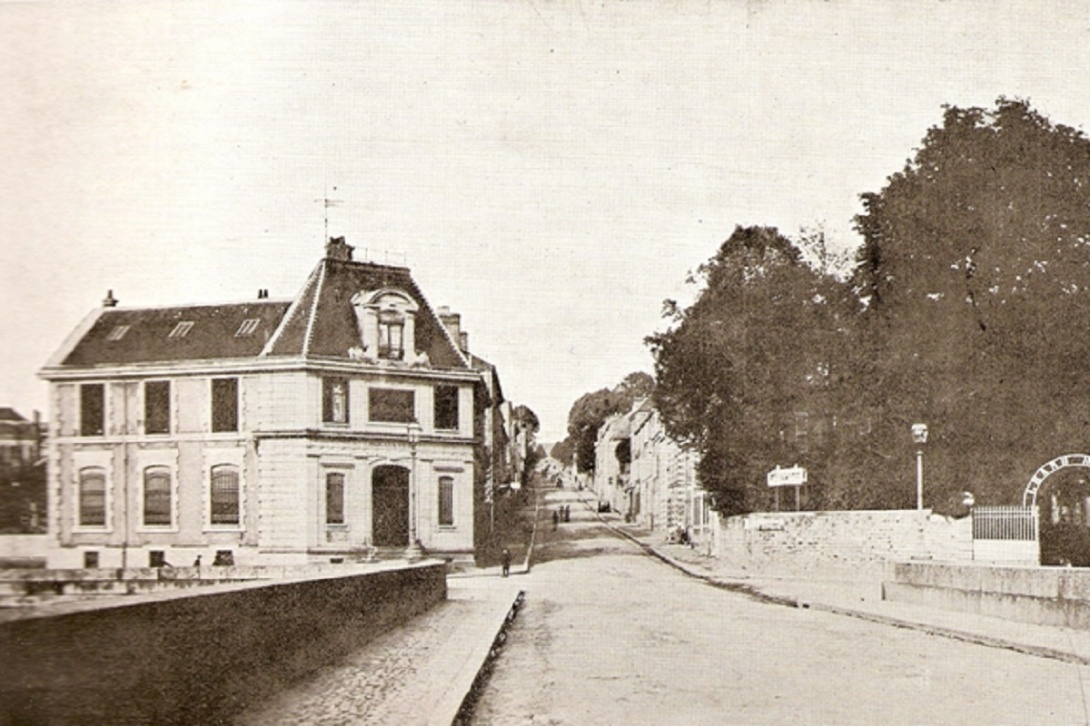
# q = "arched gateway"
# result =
<box><xmin>1023</xmin><ymin>454</ymin><xmax>1090</xmax><ymax>507</ymax></box>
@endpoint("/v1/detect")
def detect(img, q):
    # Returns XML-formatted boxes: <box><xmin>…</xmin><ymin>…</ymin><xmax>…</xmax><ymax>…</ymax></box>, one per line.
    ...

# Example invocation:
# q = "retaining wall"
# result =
<box><xmin>0</xmin><ymin>560</ymin><xmax>446</xmax><ymax>724</ymax></box>
<box><xmin>717</xmin><ymin>509</ymin><xmax>972</xmax><ymax>575</ymax></box>
<box><xmin>884</xmin><ymin>561</ymin><xmax>1090</xmax><ymax>630</ymax></box>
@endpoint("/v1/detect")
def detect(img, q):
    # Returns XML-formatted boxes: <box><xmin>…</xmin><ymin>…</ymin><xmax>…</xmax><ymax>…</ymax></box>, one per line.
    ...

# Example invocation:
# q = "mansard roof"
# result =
<box><xmin>264</xmin><ymin>257</ymin><xmax>470</xmax><ymax>369</ymax></box>
<box><xmin>49</xmin><ymin>246</ymin><xmax>471</xmax><ymax>371</ymax></box>
<box><xmin>61</xmin><ymin>301</ymin><xmax>292</xmax><ymax>366</ymax></box>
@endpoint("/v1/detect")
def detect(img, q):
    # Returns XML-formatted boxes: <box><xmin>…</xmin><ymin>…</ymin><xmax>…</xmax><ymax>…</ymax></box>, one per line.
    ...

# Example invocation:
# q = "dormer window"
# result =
<box><xmin>235</xmin><ymin>318</ymin><xmax>260</xmax><ymax>337</ymax></box>
<box><xmin>106</xmin><ymin>324</ymin><xmax>130</xmax><ymax>341</ymax></box>
<box><xmin>377</xmin><ymin>311</ymin><xmax>405</xmax><ymax>360</ymax></box>
<box><xmin>169</xmin><ymin>321</ymin><xmax>194</xmax><ymax>338</ymax></box>
<box><xmin>351</xmin><ymin>288</ymin><xmax>424</xmax><ymax>365</ymax></box>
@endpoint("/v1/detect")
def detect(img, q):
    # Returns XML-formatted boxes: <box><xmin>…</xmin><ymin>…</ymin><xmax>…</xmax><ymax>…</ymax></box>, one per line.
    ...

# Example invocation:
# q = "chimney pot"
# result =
<box><xmin>325</xmin><ymin>236</ymin><xmax>354</xmax><ymax>262</ymax></box>
<box><xmin>102</xmin><ymin>290</ymin><xmax>118</xmax><ymax>307</ymax></box>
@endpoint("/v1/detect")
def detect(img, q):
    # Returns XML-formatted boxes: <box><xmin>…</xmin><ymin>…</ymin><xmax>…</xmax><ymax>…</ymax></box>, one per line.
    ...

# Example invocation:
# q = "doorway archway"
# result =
<box><xmin>372</xmin><ymin>465</ymin><xmax>410</xmax><ymax>547</ymax></box>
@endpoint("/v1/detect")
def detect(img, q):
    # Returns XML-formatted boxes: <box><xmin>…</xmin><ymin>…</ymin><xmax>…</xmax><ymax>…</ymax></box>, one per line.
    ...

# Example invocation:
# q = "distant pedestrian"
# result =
<box><xmin>552</xmin><ymin>510</ymin><xmax>559</xmax><ymax>530</ymax></box>
<box><xmin>193</xmin><ymin>554</ymin><xmax>201</xmax><ymax>568</ymax></box>
<box><xmin>501</xmin><ymin>548</ymin><xmax>512</xmax><ymax>577</ymax></box>
<box><xmin>564</xmin><ymin>505</ymin><xmax>570</xmax><ymax>522</ymax></box>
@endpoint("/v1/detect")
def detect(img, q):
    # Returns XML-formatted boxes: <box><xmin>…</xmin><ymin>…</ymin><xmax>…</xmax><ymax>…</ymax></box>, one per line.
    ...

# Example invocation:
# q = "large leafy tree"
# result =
<box><xmin>854</xmin><ymin>98</ymin><xmax>1090</xmax><ymax>506</ymax></box>
<box><xmin>648</xmin><ymin>226</ymin><xmax>868</xmax><ymax>514</ymax></box>
<box><xmin>566</xmin><ymin>372</ymin><xmax>655</xmax><ymax>473</ymax></box>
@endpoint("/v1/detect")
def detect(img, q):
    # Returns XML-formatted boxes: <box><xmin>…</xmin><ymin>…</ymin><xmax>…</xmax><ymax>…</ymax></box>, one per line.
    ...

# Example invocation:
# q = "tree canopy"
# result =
<box><xmin>648</xmin><ymin>98</ymin><xmax>1090</xmax><ymax>515</ymax></box>
<box><xmin>566</xmin><ymin>372</ymin><xmax>655</xmax><ymax>473</ymax></box>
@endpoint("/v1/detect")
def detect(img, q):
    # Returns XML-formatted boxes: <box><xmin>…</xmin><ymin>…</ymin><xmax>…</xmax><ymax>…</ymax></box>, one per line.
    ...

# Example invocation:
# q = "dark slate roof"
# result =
<box><xmin>62</xmin><ymin>301</ymin><xmax>292</xmax><ymax>366</ymax></box>
<box><xmin>0</xmin><ymin>408</ymin><xmax>27</xmax><ymax>422</ymax></box>
<box><xmin>265</xmin><ymin>258</ymin><xmax>469</xmax><ymax>369</ymax></box>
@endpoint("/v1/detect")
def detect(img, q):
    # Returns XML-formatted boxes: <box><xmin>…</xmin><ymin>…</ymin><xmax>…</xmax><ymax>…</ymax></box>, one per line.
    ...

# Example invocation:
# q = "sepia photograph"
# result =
<box><xmin>3</xmin><ymin>1</ymin><xmax>1090</xmax><ymax>723</ymax></box>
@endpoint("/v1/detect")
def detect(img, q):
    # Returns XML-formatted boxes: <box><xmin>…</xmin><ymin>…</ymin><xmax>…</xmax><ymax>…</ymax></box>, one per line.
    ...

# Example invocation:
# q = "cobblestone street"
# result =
<box><xmin>236</xmin><ymin>579</ymin><xmax>518</xmax><ymax>726</ymax></box>
<box><xmin>470</xmin><ymin>489</ymin><xmax>1090</xmax><ymax>725</ymax></box>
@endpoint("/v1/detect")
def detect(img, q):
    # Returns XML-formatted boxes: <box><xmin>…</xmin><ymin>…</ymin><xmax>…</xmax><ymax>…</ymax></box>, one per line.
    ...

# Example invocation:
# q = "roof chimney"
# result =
<box><xmin>257</xmin><ymin>288</ymin><xmax>268</xmax><ymax>299</ymax></box>
<box><xmin>325</xmin><ymin>236</ymin><xmax>354</xmax><ymax>262</ymax></box>
<box><xmin>437</xmin><ymin>308</ymin><xmax>461</xmax><ymax>348</ymax></box>
<box><xmin>102</xmin><ymin>290</ymin><xmax>118</xmax><ymax>307</ymax></box>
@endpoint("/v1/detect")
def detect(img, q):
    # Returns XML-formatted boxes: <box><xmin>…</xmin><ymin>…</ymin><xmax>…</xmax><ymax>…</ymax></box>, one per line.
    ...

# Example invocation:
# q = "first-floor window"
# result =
<box><xmin>438</xmin><ymin>476</ymin><xmax>454</xmax><ymax>526</ymax></box>
<box><xmin>143</xmin><ymin>467</ymin><xmax>172</xmax><ymax>527</ymax></box>
<box><xmin>210</xmin><ymin>464</ymin><xmax>240</xmax><ymax>526</ymax></box>
<box><xmin>369</xmin><ymin>388</ymin><xmax>415</xmax><ymax>423</ymax></box>
<box><xmin>326</xmin><ymin>472</ymin><xmax>346</xmax><ymax>525</ymax></box>
<box><xmin>79</xmin><ymin>467</ymin><xmax>107</xmax><ymax>527</ymax></box>
<box><xmin>80</xmin><ymin>383</ymin><xmax>105</xmax><ymax>436</ymax></box>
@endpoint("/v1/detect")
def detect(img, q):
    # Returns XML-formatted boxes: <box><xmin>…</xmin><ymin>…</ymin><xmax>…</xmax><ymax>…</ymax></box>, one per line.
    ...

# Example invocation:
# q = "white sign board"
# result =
<box><xmin>767</xmin><ymin>465</ymin><xmax>807</xmax><ymax>487</ymax></box>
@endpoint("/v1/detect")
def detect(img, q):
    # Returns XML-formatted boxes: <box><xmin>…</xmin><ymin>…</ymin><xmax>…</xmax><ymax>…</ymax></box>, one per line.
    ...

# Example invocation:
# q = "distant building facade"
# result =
<box><xmin>0</xmin><ymin>408</ymin><xmax>46</xmax><ymax>533</ymax></box>
<box><xmin>599</xmin><ymin>398</ymin><xmax>710</xmax><ymax>545</ymax></box>
<box><xmin>39</xmin><ymin>238</ymin><xmax>503</xmax><ymax>568</ymax></box>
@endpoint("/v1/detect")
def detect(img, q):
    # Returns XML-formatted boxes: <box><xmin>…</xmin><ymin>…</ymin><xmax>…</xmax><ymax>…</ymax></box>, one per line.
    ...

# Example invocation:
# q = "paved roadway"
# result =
<box><xmin>471</xmin><ymin>489</ymin><xmax>1090</xmax><ymax>725</ymax></box>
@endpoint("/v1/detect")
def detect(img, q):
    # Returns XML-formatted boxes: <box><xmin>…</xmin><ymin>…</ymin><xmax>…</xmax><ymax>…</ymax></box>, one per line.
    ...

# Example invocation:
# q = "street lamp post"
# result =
<box><xmin>911</xmin><ymin>423</ymin><xmax>929</xmax><ymax>511</ymax></box>
<box><xmin>405</xmin><ymin>420</ymin><xmax>423</xmax><ymax>560</ymax></box>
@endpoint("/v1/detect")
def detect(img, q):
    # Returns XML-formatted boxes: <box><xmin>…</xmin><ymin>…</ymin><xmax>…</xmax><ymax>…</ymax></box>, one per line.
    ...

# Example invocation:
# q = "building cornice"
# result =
<box><xmin>38</xmin><ymin>356</ymin><xmax>485</xmax><ymax>383</ymax></box>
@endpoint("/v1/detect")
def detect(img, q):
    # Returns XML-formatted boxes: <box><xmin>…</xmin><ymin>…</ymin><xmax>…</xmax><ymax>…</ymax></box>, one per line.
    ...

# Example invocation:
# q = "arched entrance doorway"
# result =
<box><xmin>372</xmin><ymin>465</ymin><xmax>410</xmax><ymax>547</ymax></box>
<box><xmin>1024</xmin><ymin>455</ymin><xmax>1090</xmax><ymax>566</ymax></box>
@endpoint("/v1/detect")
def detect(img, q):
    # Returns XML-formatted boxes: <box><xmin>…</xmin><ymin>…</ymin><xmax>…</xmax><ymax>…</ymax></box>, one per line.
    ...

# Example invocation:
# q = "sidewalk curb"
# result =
<box><xmin>608</xmin><ymin>522</ymin><xmax>1090</xmax><ymax>667</ymax></box>
<box><xmin>450</xmin><ymin>589</ymin><xmax>526</xmax><ymax>726</ymax></box>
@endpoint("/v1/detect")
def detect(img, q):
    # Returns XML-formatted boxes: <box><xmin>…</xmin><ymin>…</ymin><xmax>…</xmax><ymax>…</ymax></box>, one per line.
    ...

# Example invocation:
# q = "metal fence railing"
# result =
<box><xmin>972</xmin><ymin>505</ymin><xmax>1039</xmax><ymax>542</ymax></box>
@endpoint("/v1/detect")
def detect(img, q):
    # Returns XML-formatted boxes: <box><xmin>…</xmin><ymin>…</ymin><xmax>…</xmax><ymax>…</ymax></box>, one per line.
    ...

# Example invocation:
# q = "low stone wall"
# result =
<box><xmin>0</xmin><ymin>561</ymin><xmax>446</xmax><ymax>724</ymax></box>
<box><xmin>0</xmin><ymin>534</ymin><xmax>50</xmax><ymax>568</ymax></box>
<box><xmin>717</xmin><ymin>509</ymin><xmax>973</xmax><ymax>575</ymax></box>
<box><xmin>884</xmin><ymin>561</ymin><xmax>1090</xmax><ymax>629</ymax></box>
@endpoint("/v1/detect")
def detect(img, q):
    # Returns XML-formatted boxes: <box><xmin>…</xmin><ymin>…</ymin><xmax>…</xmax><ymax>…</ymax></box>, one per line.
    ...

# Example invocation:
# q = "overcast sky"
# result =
<box><xmin>2</xmin><ymin>1</ymin><xmax>1088</xmax><ymax>442</ymax></box>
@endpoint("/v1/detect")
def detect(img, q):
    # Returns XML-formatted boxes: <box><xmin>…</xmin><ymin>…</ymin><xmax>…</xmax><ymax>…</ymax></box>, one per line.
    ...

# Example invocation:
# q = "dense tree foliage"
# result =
<box><xmin>650</xmin><ymin>98</ymin><xmax>1090</xmax><ymax>516</ymax></box>
<box><xmin>854</xmin><ymin>98</ymin><xmax>1090</xmax><ymax>507</ymax></box>
<box><xmin>648</xmin><ymin>226</ymin><xmax>872</xmax><ymax>514</ymax></box>
<box><xmin>566</xmin><ymin>372</ymin><xmax>655</xmax><ymax>473</ymax></box>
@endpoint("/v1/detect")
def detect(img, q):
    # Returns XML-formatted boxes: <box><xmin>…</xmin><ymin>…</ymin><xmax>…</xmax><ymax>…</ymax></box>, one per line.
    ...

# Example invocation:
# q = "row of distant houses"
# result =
<box><xmin>593</xmin><ymin>399</ymin><xmax>713</xmax><ymax>548</ymax></box>
<box><xmin>18</xmin><ymin>237</ymin><xmax>532</xmax><ymax>569</ymax></box>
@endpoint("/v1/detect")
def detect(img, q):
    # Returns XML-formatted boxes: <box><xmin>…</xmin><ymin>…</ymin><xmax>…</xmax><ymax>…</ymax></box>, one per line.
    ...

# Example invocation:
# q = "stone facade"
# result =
<box><xmin>38</xmin><ymin>239</ymin><xmax>505</xmax><ymax>568</ymax></box>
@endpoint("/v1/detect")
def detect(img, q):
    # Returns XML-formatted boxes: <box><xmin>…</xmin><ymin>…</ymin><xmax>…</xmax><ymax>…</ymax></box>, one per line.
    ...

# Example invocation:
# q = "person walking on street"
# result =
<box><xmin>552</xmin><ymin>510</ymin><xmax>559</xmax><ymax>530</ymax></box>
<box><xmin>501</xmin><ymin>548</ymin><xmax>512</xmax><ymax>577</ymax></box>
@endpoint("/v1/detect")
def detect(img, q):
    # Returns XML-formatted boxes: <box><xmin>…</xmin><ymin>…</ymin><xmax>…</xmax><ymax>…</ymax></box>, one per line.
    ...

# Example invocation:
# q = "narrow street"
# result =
<box><xmin>471</xmin><ymin>488</ymin><xmax>1090</xmax><ymax>725</ymax></box>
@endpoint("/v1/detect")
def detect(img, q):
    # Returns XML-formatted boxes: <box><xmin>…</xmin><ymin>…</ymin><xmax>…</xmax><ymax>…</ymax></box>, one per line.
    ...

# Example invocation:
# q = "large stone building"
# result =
<box><xmin>38</xmin><ymin>238</ymin><xmax>506</xmax><ymax>569</ymax></box>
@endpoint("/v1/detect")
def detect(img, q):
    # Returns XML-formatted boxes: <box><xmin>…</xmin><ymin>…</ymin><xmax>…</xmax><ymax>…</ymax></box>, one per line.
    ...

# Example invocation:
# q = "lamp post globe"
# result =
<box><xmin>911</xmin><ymin>423</ymin><xmax>928</xmax><ymax>510</ymax></box>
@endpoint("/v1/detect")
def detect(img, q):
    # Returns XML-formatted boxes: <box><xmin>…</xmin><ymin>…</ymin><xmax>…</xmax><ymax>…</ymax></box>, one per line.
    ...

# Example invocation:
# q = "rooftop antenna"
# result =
<box><xmin>315</xmin><ymin>186</ymin><xmax>343</xmax><ymax>241</ymax></box>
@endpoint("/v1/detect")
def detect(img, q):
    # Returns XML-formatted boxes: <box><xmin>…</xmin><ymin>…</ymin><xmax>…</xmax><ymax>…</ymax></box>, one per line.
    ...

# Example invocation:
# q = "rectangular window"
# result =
<box><xmin>434</xmin><ymin>385</ymin><xmax>459</xmax><ymax>431</ymax></box>
<box><xmin>149</xmin><ymin>551</ymin><xmax>167</xmax><ymax>568</ymax></box>
<box><xmin>79</xmin><ymin>467</ymin><xmax>107</xmax><ymax>527</ymax></box>
<box><xmin>210</xmin><ymin>464</ymin><xmax>240</xmax><ymax>525</ymax></box>
<box><xmin>377</xmin><ymin>314</ymin><xmax>405</xmax><ymax>360</ymax></box>
<box><xmin>168</xmin><ymin>321</ymin><xmax>194</xmax><ymax>338</ymax></box>
<box><xmin>211</xmin><ymin>378</ymin><xmax>239</xmax><ymax>432</ymax></box>
<box><xmin>107</xmin><ymin>324</ymin><xmax>130</xmax><ymax>341</ymax></box>
<box><xmin>368</xmin><ymin>388</ymin><xmax>415</xmax><ymax>423</ymax></box>
<box><xmin>143</xmin><ymin>467</ymin><xmax>172</xmax><ymax>526</ymax></box>
<box><xmin>145</xmin><ymin>381</ymin><xmax>171</xmax><ymax>435</ymax></box>
<box><xmin>438</xmin><ymin>476</ymin><xmax>454</xmax><ymax>526</ymax></box>
<box><xmin>235</xmin><ymin>318</ymin><xmax>260</xmax><ymax>337</ymax></box>
<box><xmin>80</xmin><ymin>384</ymin><xmax>105</xmax><ymax>436</ymax></box>
<box><xmin>326</xmin><ymin>472</ymin><xmax>345</xmax><ymax>525</ymax></box>
<box><xmin>83</xmin><ymin>551</ymin><xmax>99</xmax><ymax>569</ymax></box>
<box><xmin>323</xmin><ymin>377</ymin><xmax>350</xmax><ymax>424</ymax></box>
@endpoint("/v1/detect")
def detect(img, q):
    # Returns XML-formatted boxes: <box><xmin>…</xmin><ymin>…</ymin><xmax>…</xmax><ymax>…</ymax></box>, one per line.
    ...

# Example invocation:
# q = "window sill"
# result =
<box><xmin>203</xmin><ymin>526</ymin><xmax>245</xmax><ymax>533</ymax></box>
<box><xmin>73</xmin><ymin>526</ymin><xmax>111</xmax><ymax>534</ymax></box>
<box><xmin>137</xmin><ymin>526</ymin><xmax>179</xmax><ymax>534</ymax></box>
